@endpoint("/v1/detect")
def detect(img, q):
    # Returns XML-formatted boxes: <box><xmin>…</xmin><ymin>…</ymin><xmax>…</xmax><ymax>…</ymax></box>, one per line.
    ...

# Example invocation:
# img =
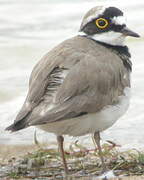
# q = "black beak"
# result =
<box><xmin>121</xmin><ymin>27</ymin><xmax>140</xmax><ymax>38</ymax></box>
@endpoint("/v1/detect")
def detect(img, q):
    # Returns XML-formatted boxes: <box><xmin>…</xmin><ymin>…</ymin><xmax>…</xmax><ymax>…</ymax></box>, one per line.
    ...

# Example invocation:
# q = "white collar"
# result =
<box><xmin>78</xmin><ymin>31</ymin><xmax>126</xmax><ymax>46</ymax></box>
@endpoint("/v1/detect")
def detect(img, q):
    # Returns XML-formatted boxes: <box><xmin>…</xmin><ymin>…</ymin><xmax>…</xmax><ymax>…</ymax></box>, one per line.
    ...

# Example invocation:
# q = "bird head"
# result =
<box><xmin>79</xmin><ymin>6</ymin><xmax>140</xmax><ymax>46</ymax></box>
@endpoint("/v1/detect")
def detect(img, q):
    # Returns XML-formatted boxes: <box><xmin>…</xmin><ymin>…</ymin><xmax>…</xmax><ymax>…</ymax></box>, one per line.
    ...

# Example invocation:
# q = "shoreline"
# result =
<box><xmin>1</xmin><ymin>143</ymin><xmax>144</xmax><ymax>180</ymax></box>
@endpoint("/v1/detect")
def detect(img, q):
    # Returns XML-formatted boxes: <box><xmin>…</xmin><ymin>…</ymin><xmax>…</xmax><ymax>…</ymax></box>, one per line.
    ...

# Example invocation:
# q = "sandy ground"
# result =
<box><xmin>5</xmin><ymin>176</ymin><xmax>143</xmax><ymax>180</ymax></box>
<box><xmin>0</xmin><ymin>144</ymin><xmax>38</xmax><ymax>162</ymax></box>
<box><xmin>0</xmin><ymin>144</ymin><xmax>144</xmax><ymax>180</ymax></box>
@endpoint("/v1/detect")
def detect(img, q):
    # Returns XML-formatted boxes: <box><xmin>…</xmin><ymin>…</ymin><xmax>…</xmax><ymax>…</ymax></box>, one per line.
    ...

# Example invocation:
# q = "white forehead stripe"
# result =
<box><xmin>86</xmin><ymin>7</ymin><xmax>106</xmax><ymax>23</ymax></box>
<box><xmin>112</xmin><ymin>16</ymin><xmax>126</xmax><ymax>25</ymax></box>
<box><xmin>82</xmin><ymin>6</ymin><xmax>107</xmax><ymax>28</ymax></box>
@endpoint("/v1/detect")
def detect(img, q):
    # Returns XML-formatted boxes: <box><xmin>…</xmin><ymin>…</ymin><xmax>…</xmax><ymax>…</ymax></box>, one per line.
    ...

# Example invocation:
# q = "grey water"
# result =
<box><xmin>0</xmin><ymin>0</ymin><xmax>144</xmax><ymax>149</ymax></box>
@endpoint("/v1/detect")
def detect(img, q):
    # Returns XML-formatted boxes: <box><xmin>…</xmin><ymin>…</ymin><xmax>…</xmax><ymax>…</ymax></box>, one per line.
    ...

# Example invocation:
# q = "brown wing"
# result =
<box><xmin>29</xmin><ymin>52</ymin><xmax>129</xmax><ymax>126</ymax></box>
<box><xmin>6</xmin><ymin>36</ymin><xmax>130</xmax><ymax>131</ymax></box>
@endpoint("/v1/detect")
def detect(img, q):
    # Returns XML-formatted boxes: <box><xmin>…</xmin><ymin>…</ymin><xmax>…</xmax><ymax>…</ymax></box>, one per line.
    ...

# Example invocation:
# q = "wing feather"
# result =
<box><xmin>29</xmin><ymin>54</ymin><xmax>128</xmax><ymax>126</ymax></box>
<box><xmin>6</xmin><ymin>36</ymin><xmax>130</xmax><ymax>131</ymax></box>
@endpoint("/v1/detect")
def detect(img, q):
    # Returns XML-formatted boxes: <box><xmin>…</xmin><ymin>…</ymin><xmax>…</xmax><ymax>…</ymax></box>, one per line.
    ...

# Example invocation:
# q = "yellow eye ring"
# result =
<box><xmin>95</xmin><ymin>18</ymin><xmax>109</xmax><ymax>29</ymax></box>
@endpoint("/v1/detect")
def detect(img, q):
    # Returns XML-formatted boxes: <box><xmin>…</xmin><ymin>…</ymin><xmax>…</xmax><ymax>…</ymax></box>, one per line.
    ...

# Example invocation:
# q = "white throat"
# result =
<box><xmin>79</xmin><ymin>31</ymin><xmax>126</xmax><ymax>46</ymax></box>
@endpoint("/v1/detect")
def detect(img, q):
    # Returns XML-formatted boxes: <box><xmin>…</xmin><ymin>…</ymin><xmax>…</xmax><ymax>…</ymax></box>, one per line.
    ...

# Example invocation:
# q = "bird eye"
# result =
<box><xmin>95</xmin><ymin>18</ymin><xmax>109</xmax><ymax>29</ymax></box>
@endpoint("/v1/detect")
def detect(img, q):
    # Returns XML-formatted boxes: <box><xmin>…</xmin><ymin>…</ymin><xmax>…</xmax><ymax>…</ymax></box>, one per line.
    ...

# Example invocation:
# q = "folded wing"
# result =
<box><xmin>6</xmin><ymin>37</ymin><xmax>130</xmax><ymax>131</ymax></box>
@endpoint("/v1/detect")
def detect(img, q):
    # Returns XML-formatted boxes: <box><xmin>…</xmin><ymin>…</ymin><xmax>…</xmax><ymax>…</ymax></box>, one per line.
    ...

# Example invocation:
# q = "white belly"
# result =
<box><xmin>37</xmin><ymin>88</ymin><xmax>130</xmax><ymax>136</ymax></box>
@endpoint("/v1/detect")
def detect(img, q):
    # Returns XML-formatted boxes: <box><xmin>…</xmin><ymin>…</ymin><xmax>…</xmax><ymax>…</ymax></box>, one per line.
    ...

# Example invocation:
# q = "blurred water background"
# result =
<box><xmin>0</xmin><ymin>0</ymin><xmax>144</xmax><ymax>149</ymax></box>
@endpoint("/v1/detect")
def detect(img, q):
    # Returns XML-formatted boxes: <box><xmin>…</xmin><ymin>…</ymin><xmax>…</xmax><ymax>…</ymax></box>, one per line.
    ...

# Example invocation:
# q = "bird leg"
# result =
<box><xmin>57</xmin><ymin>135</ymin><xmax>69</xmax><ymax>174</ymax></box>
<box><xmin>93</xmin><ymin>132</ymin><xmax>107</xmax><ymax>172</ymax></box>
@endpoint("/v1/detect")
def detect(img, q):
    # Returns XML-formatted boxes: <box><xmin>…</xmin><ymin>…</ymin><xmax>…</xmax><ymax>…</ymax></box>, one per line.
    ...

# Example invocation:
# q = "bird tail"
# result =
<box><xmin>5</xmin><ymin>112</ymin><xmax>31</xmax><ymax>132</ymax></box>
<box><xmin>5</xmin><ymin>124</ymin><xmax>18</xmax><ymax>132</ymax></box>
<box><xmin>5</xmin><ymin>120</ymin><xmax>27</xmax><ymax>132</ymax></box>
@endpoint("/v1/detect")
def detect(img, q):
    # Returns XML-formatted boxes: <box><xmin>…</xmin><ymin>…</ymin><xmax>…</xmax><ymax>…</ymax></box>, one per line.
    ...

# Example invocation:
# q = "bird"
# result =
<box><xmin>6</xmin><ymin>6</ymin><xmax>140</xmax><ymax>174</ymax></box>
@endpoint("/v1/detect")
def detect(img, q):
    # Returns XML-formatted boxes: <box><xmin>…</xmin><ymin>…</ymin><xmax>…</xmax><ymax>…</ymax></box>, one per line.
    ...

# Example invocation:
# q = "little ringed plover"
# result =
<box><xmin>6</xmin><ymin>6</ymin><xmax>140</xmax><ymax>174</ymax></box>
